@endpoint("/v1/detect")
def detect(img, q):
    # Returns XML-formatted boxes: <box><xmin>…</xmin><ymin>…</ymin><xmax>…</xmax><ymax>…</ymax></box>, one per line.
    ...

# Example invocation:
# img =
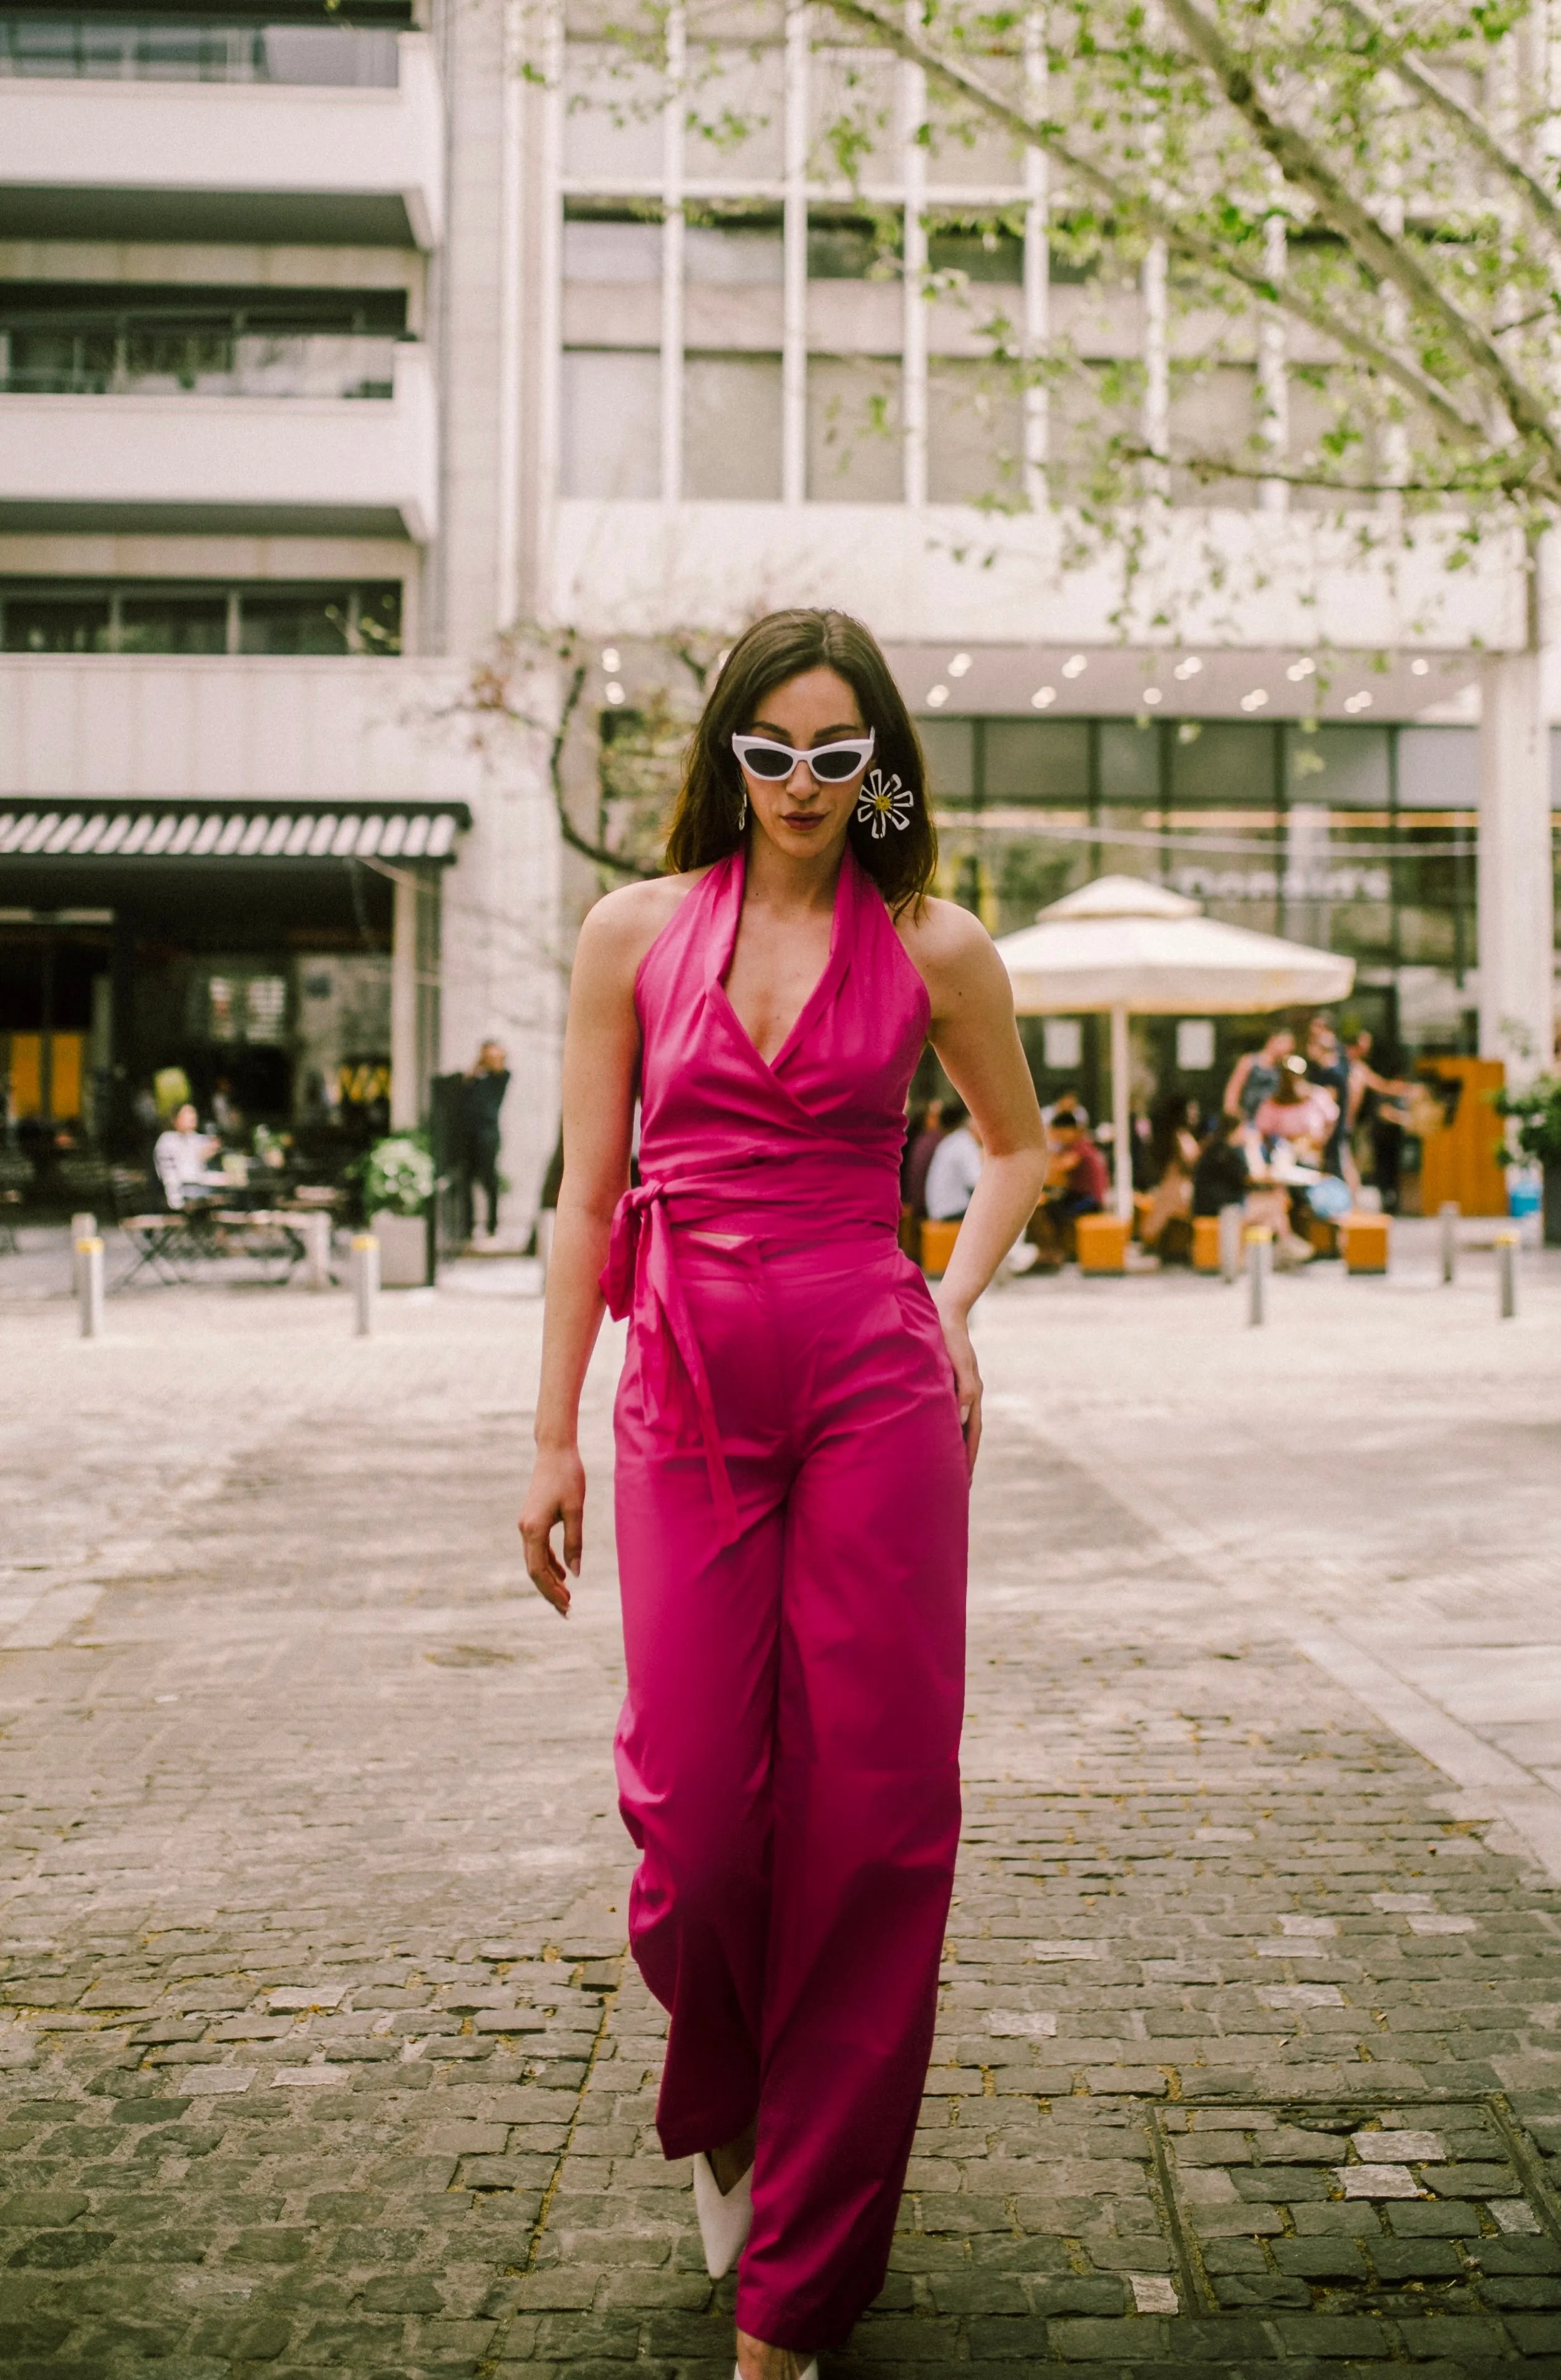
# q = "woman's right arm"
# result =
<box><xmin>518</xmin><ymin>893</ymin><xmax>650</xmax><ymax>1616</ymax></box>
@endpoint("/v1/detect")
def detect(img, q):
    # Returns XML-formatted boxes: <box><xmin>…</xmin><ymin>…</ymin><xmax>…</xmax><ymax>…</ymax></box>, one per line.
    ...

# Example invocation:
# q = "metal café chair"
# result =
<box><xmin>109</xmin><ymin>1165</ymin><xmax>191</xmax><ymax>1289</ymax></box>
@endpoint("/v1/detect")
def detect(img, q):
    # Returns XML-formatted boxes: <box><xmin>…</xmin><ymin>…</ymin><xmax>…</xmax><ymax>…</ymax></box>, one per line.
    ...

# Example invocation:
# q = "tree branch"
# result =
<box><xmin>818</xmin><ymin>0</ymin><xmax>1500</xmax><ymax>465</ymax></box>
<box><xmin>1162</xmin><ymin>0</ymin><xmax>1561</xmax><ymax>473</ymax></box>
<box><xmin>548</xmin><ymin>660</ymin><xmax>660</xmax><ymax>879</ymax></box>
<box><xmin>1336</xmin><ymin>0</ymin><xmax>1561</xmax><ymax>249</ymax></box>
<box><xmin>1114</xmin><ymin>434</ymin><xmax>1534</xmax><ymax>498</ymax></box>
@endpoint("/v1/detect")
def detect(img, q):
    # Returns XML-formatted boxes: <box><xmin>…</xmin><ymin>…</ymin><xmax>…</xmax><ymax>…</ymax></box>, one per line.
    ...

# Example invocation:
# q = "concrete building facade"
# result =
<box><xmin>0</xmin><ymin>0</ymin><xmax>1556</xmax><ymax>1232</ymax></box>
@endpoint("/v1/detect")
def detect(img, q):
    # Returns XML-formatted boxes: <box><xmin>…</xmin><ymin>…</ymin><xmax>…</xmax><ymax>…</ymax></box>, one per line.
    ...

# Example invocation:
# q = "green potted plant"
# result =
<box><xmin>1495</xmin><ymin>1076</ymin><xmax>1561</xmax><ymax>1246</ymax></box>
<box><xmin>352</xmin><ymin>1133</ymin><xmax>435</xmax><ymax>1285</ymax></box>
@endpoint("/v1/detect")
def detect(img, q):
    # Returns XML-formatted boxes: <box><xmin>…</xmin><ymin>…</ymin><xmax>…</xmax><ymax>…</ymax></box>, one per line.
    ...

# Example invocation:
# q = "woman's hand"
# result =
<box><xmin>935</xmin><ymin>1300</ymin><xmax>983</xmax><ymax>1478</ymax></box>
<box><xmin>519</xmin><ymin>1446</ymin><xmax>586</xmax><ymax>1616</ymax></box>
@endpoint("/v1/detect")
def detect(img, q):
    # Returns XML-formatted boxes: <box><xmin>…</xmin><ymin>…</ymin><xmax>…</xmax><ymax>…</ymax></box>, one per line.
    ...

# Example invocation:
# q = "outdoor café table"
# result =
<box><xmin>212</xmin><ymin>1209</ymin><xmax>309</xmax><ymax>1282</ymax></box>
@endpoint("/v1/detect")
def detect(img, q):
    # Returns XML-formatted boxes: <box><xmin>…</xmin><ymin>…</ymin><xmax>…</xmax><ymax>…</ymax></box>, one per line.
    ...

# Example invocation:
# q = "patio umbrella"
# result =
<box><xmin>994</xmin><ymin>876</ymin><xmax>1356</xmax><ymax>1219</ymax></box>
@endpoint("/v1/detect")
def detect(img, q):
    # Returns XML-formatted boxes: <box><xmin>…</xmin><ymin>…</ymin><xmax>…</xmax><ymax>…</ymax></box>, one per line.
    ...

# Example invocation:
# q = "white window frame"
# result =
<box><xmin>550</xmin><ymin>0</ymin><xmax>1293</xmax><ymax>515</ymax></box>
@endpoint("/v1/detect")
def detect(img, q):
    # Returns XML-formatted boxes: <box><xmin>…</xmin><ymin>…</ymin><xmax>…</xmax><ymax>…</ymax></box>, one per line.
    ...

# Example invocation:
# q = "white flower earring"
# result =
<box><xmin>856</xmin><ymin>769</ymin><xmax>914</xmax><ymax>839</ymax></box>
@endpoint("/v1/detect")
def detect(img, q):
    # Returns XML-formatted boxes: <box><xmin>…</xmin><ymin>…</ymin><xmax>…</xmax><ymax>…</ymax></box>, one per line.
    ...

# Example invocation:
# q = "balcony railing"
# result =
<box><xmin>0</xmin><ymin>17</ymin><xmax>399</xmax><ymax>86</ymax></box>
<box><xmin>0</xmin><ymin>340</ymin><xmax>440</xmax><ymax>541</ymax></box>
<box><xmin>0</xmin><ymin>26</ymin><xmax>445</xmax><ymax>246</ymax></box>
<box><xmin>0</xmin><ymin>332</ymin><xmax>400</xmax><ymax>401</ymax></box>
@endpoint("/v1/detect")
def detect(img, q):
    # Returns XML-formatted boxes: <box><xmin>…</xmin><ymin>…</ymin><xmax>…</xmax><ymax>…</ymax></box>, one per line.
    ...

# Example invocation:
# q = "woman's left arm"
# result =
<box><xmin>910</xmin><ymin>901</ymin><xmax>1048</xmax><ymax>1474</ymax></box>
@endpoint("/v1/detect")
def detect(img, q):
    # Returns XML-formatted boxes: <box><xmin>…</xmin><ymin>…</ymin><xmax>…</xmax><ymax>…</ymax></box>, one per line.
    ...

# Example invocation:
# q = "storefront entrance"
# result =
<box><xmin>0</xmin><ymin>796</ymin><xmax>465</xmax><ymax>1202</ymax></box>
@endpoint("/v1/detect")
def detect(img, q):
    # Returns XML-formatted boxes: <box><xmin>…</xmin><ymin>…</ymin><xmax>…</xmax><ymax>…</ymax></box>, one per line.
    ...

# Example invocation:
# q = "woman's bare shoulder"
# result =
<box><xmin>895</xmin><ymin>893</ymin><xmax>1000</xmax><ymax>984</ymax></box>
<box><xmin>576</xmin><ymin>868</ymin><xmax>713</xmax><ymax>982</ymax></box>
<box><xmin>894</xmin><ymin>894</ymin><xmax>1018</xmax><ymax>1031</ymax></box>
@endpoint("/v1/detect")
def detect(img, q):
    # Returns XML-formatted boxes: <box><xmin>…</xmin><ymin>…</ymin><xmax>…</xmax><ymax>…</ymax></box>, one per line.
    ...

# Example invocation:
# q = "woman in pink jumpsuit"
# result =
<box><xmin>521</xmin><ymin>611</ymin><xmax>1046</xmax><ymax>2380</ymax></box>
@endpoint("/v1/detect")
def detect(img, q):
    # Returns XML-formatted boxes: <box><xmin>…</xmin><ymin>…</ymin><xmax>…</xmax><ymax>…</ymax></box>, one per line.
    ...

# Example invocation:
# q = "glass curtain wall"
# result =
<box><xmin>922</xmin><ymin>712</ymin><xmax>1485</xmax><ymax>1091</ymax></box>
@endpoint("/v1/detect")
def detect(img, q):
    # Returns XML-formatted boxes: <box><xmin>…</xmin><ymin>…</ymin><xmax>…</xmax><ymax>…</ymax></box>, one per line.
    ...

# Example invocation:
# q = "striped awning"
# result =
<box><xmin>0</xmin><ymin>798</ymin><xmax>470</xmax><ymax>866</ymax></box>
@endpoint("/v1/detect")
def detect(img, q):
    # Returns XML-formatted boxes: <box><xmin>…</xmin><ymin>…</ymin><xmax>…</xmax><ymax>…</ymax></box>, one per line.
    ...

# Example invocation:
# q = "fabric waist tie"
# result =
<box><xmin>601</xmin><ymin>1178</ymin><xmax>897</xmax><ymax>1549</ymax></box>
<box><xmin>602</xmin><ymin>1180</ymin><xmax>743</xmax><ymax>1547</ymax></box>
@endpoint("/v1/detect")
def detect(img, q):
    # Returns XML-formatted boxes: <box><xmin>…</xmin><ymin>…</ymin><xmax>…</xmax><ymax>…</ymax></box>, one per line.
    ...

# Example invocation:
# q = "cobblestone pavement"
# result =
<box><xmin>4</xmin><ymin>1237</ymin><xmax>1561</xmax><ymax>2378</ymax></box>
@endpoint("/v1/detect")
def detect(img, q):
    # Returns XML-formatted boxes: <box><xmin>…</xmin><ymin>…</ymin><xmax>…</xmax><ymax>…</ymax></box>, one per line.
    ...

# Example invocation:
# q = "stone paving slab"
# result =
<box><xmin>2</xmin><ymin>1255</ymin><xmax>1561</xmax><ymax>2375</ymax></box>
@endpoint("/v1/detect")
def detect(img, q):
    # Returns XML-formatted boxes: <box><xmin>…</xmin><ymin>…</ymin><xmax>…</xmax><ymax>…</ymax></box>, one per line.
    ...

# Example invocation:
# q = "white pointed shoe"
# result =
<box><xmin>692</xmin><ymin>2150</ymin><xmax>753</xmax><ymax>2279</ymax></box>
<box><xmin>731</xmin><ymin>2366</ymin><xmax>817</xmax><ymax>2380</ymax></box>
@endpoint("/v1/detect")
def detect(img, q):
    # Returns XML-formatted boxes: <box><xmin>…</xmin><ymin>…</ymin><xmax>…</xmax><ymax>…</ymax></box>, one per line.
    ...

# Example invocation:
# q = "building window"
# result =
<box><xmin>805</xmin><ymin>356</ymin><xmax>901</xmax><ymax>501</ymax></box>
<box><xmin>0</xmin><ymin>14</ymin><xmax>405</xmax><ymax>87</ymax></box>
<box><xmin>0</xmin><ymin>284</ymin><xmax>408</xmax><ymax>402</ymax></box>
<box><xmin>0</xmin><ymin>581</ymin><xmax>403</xmax><ymax>657</ymax></box>
<box><xmin>563</xmin><ymin>216</ymin><xmax>663</xmax><ymax>285</ymax></box>
<box><xmin>559</xmin><ymin>351</ymin><xmax>662</xmax><ymax>497</ymax></box>
<box><xmin>561</xmin><ymin>45</ymin><xmax>666</xmax><ymax>181</ymax></box>
<box><xmin>238</xmin><ymin>586</ymin><xmax>401</xmax><ymax>657</ymax></box>
<box><xmin>0</xmin><ymin>593</ymin><xmax>112</xmax><ymax>654</ymax></box>
<box><xmin>923</xmin><ymin>712</ymin><xmax>1487</xmax><ymax>1065</ymax></box>
<box><xmin>118</xmin><ymin>593</ymin><xmax>230</xmax><ymax>656</ymax></box>
<box><xmin>927</xmin><ymin>362</ymin><xmax>1024</xmax><ymax>505</ymax></box>
<box><xmin>556</xmin><ymin>17</ymin><xmax>1292</xmax><ymax>514</ymax></box>
<box><xmin>684</xmin><ymin>354</ymin><xmax>783</xmax><ymax>498</ymax></box>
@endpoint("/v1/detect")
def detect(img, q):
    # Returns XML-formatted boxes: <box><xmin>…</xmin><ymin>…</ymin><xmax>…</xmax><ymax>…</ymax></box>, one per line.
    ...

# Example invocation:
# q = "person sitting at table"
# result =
<box><xmin>901</xmin><ymin>1095</ymin><xmax>946</xmax><ymax>1219</ymax></box>
<box><xmin>1250</xmin><ymin>1058</ymin><xmax>1341</xmax><ymax>1264</ymax></box>
<box><xmin>1191</xmin><ymin>1112</ymin><xmax>1252</xmax><ymax>1217</ymax></box>
<box><xmin>1140</xmin><ymin>1092</ymin><xmax>1201</xmax><ymax>1262</ymax></box>
<box><xmin>924</xmin><ymin>1100</ymin><xmax>982</xmax><ymax>1222</ymax></box>
<box><xmin>153</xmin><ymin>1103</ymin><xmax>223</xmax><ymax>1211</ymax></box>
<box><xmin>1253</xmin><ymin>1055</ymin><xmax>1338</xmax><ymax>1166</ymax></box>
<box><xmin>1027</xmin><ymin>1109</ymin><xmax>1109</xmax><ymax>1267</ymax></box>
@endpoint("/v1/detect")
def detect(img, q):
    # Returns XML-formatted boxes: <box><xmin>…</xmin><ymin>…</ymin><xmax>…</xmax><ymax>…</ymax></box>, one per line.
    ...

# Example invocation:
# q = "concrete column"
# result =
<box><xmin>1109</xmin><ymin>1002</ymin><xmax>1133</xmax><ymax>1220</ymax></box>
<box><xmin>391</xmin><ymin>871</ymin><xmax>419</xmax><ymax>1129</ymax></box>
<box><xmin>901</xmin><ymin>24</ymin><xmax>927</xmax><ymax>509</ymax></box>
<box><xmin>1479</xmin><ymin>649</ymin><xmax>1555</xmax><ymax>1083</ymax></box>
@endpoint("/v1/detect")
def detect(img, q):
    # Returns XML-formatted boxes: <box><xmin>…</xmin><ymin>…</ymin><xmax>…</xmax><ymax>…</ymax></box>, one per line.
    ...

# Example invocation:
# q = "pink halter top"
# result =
<box><xmin>601</xmin><ymin>844</ymin><xmax>930</xmax><ymax>1536</ymax></box>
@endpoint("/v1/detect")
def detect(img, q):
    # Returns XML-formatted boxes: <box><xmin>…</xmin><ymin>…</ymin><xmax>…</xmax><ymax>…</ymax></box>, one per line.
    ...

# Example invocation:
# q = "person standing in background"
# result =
<box><xmin>1222</xmin><ymin>1025</ymin><xmax>1295</xmax><ymax>1124</ymax></box>
<box><xmin>1304</xmin><ymin>1016</ymin><xmax>1353</xmax><ymax>1184</ymax></box>
<box><xmin>461</xmin><ymin>1041</ymin><xmax>511</xmax><ymax>1241</ymax></box>
<box><xmin>1345</xmin><ymin>1028</ymin><xmax>1411</xmax><ymax>1211</ymax></box>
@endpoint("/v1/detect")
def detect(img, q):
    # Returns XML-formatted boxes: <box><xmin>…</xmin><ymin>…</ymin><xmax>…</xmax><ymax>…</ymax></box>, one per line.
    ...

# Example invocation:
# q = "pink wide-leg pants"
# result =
<box><xmin>613</xmin><ymin>1234</ymin><xmax>969</xmax><ymax>2349</ymax></box>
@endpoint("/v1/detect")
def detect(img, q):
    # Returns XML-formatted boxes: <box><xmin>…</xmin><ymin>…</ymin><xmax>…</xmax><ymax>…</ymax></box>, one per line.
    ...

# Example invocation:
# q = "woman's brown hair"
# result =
<box><xmin>664</xmin><ymin>608</ymin><xmax>937</xmax><ymax>913</ymax></box>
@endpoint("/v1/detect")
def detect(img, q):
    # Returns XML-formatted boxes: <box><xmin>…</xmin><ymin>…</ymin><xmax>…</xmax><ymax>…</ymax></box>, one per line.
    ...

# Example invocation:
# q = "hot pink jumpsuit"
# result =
<box><xmin>602</xmin><ymin>844</ymin><xmax>969</xmax><ymax>2351</ymax></box>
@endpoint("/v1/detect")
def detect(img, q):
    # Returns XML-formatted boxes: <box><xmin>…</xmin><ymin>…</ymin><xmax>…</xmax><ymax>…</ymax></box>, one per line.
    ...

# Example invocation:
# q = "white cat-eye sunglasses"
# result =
<box><xmin>730</xmin><ymin>730</ymin><xmax>876</xmax><ymax>783</ymax></box>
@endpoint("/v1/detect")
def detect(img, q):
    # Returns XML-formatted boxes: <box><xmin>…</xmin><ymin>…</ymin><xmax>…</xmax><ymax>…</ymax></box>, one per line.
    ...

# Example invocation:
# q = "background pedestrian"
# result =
<box><xmin>460</xmin><ymin>1040</ymin><xmax>510</xmax><ymax>1241</ymax></box>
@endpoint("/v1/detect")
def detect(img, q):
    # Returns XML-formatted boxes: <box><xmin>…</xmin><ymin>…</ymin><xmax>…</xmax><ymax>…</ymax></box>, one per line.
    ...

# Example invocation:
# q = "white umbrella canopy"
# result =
<box><xmin>996</xmin><ymin>874</ymin><xmax>1356</xmax><ymax>1015</ymax></box>
<box><xmin>993</xmin><ymin>876</ymin><xmax>1356</xmax><ymax>1219</ymax></box>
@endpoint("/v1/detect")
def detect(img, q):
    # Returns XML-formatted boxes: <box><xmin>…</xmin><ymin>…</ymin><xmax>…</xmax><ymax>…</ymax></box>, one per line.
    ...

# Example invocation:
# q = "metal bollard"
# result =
<box><xmin>1496</xmin><ymin>1228</ymin><xmax>1519</xmax><ymax>1320</ymax></box>
<box><xmin>351</xmin><ymin>1232</ymin><xmax>379</xmax><ymax>1336</ymax></box>
<box><xmin>302</xmin><ymin>1209</ymin><xmax>332</xmax><ymax>1292</ymax></box>
<box><xmin>76</xmin><ymin>1234</ymin><xmax>104</xmax><ymax>1338</ymax></box>
<box><xmin>1439</xmin><ymin>1200</ymin><xmax>1459</xmax><ymax>1285</ymax></box>
<box><xmin>1247</xmin><ymin>1226</ymin><xmax>1271</xmax><ymax>1327</ymax></box>
<box><xmin>1218</xmin><ymin>1202</ymin><xmax>1244</xmax><ymax>1284</ymax></box>
<box><xmin>70</xmin><ymin>1211</ymin><xmax>95</xmax><ymax>1299</ymax></box>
